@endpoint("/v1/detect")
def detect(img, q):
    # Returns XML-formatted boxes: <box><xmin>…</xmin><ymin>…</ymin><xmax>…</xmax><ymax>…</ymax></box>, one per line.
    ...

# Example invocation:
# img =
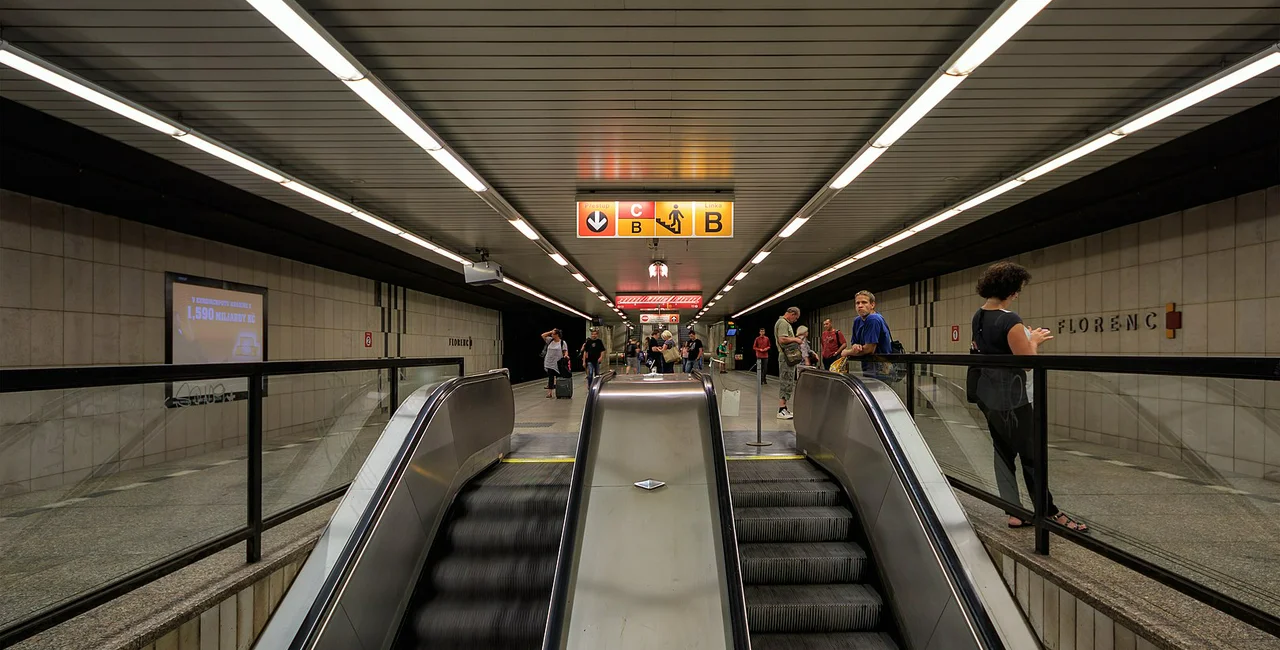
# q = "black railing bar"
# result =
<box><xmin>0</xmin><ymin>357</ymin><xmax>465</xmax><ymax>393</ymax></box>
<box><xmin>945</xmin><ymin>476</ymin><xmax>1036</xmax><ymax>523</ymax></box>
<box><xmin>289</xmin><ymin>370</ymin><xmax>498</xmax><ymax>650</ymax></box>
<box><xmin>262</xmin><ymin>485</ymin><xmax>350</xmax><ymax>532</ymax></box>
<box><xmin>542</xmin><ymin>369</ymin><xmax>614</xmax><ymax>650</ymax></box>
<box><xmin>0</xmin><ymin>526</ymin><xmax>254</xmax><ymax>647</ymax></box>
<box><xmin>876</xmin><ymin>354</ymin><xmax>1280</xmax><ymax>381</ymax></box>
<box><xmin>694</xmin><ymin>370</ymin><xmax>753</xmax><ymax>650</ymax></box>
<box><xmin>827</xmin><ymin>371</ymin><xmax>1007</xmax><ymax>649</ymax></box>
<box><xmin>1041</xmin><ymin>518</ymin><xmax>1280</xmax><ymax>638</ymax></box>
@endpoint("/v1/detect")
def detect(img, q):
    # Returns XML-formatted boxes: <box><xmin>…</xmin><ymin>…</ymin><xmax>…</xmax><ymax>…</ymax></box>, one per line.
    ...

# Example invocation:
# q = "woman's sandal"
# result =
<box><xmin>1007</xmin><ymin>517</ymin><xmax>1032</xmax><ymax>529</ymax></box>
<box><xmin>1052</xmin><ymin>512</ymin><xmax>1089</xmax><ymax>533</ymax></box>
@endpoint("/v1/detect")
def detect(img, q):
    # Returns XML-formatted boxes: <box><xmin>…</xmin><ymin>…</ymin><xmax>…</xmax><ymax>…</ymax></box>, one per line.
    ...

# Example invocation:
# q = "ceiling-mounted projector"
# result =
<box><xmin>464</xmin><ymin>261</ymin><xmax>504</xmax><ymax>285</ymax></box>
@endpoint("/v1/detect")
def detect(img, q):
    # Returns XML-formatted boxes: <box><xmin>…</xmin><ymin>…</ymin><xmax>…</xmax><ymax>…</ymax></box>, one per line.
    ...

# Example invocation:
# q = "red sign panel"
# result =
<box><xmin>365</xmin><ymin>331</ymin><xmax>374</xmax><ymax>348</ymax></box>
<box><xmin>616</xmin><ymin>294</ymin><xmax>704</xmax><ymax>310</ymax></box>
<box><xmin>951</xmin><ymin>325</ymin><xmax>960</xmax><ymax>342</ymax></box>
<box><xmin>577</xmin><ymin>201</ymin><xmax>616</xmax><ymax>237</ymax></box>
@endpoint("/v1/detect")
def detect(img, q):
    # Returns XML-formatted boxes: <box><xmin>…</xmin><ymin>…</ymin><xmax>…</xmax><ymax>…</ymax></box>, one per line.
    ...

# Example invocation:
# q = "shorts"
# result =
<box><xmin>778</xmin><ymin>359</ymin><xmax>797</xmax><ymax>401</ymax></box>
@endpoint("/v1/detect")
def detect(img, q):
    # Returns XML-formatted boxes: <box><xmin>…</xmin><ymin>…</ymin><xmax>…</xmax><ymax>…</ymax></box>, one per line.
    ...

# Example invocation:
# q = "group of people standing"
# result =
<box><xmin>620</xmin><ymin>327</ymin><xmax>708</xmax><ymax>374</ymax></box>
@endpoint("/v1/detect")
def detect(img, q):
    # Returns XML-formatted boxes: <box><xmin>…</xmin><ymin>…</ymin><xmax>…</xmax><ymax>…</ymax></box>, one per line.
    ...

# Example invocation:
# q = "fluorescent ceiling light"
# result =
<box><xmin>875</xmin><ymin>73</ymin><xmax>968</xmax><ymax>149</ymax></box>
<box><xmin>177</xmin><ymin>134</ymin><xmax>286</xmax><ymax>183</ymax></box>
<box><xmin>598</xmin><ymin>295</ymin><xmax>607</xmax><ymax>301</ymax></box>
<box><xmin>779</xmin><ymin>217</ymin><xmax>810</xmax><ymax>238</ymax></box>
<box><xmin>878</xmin><ymin>230</ymin><xmax>914</xmax><ymax>248</ymax></box>
<box><xmin>588</xmin><ymin>287</ymin><xmax>599</xmax><ymax>293</ymax></box>
<box><xmin>549</xmin><ymin>253</ymin><xmax>568</xmax><ymax>266</ymax></box>
<box><xmin>1113</xmin><ymin>50</ymin><xmax>1280</xmax><ymax>136</ymax></box>
<box><xmin>510</xmin><ymin>219</ymin><xmax>539</xmax><ymax>240</ymax></box>
<box><xmin>344</xmin><ymin>78</ymin><xmax>441</xmax><ymax>152</ymax></box>
<box><xmin>352</xmin><ymin>211</ymin><xmax>402</xmax><ymax>235</ymax></box>
<box><xmin>830</xmin><ymin>146</ymin><xmax>888</xmax><ymax>190</ymax></box>
<box><xmin>714</xmin><ymin>294</ymin><xmax>724</xmax><ymax>300</ymax></box>
<box><xmin>955</xmin><ymin>179</ymin><xmax>1025</xmax><ymax>212</ymax></box>
<box><xmin>244</xmin><ymin>0</ymin><xmax>362</xmax><ymax>80</ymax></box>
<box><xmin>946</xmin><ymin>0</ymin><xmax>1053</xmax><ymax>76</ymax></box>
<box><xmin>398</xmin><ymin>232</ymin><xmax>467</xmax><ymax>265</ymax></box>
<box><xmin>0</xmin><ymin>48</ymin><xmax>186</xmax><ymax>137</ymax></box>
<box><xmin>572</xmin><ymin>273</ymin><xmax>586</xmax><ymax>282</ymax></box>
<box><xmin>708</xmin><ymin>301</ymin><xmax>716</xmax><ymax>307</ymax></box>
<box><xmin>1017</xmin><ymin>133</ymin><xmax>1122</xmax><ymax>182</ymax></box>
<box><xmin>501</xmin><ymin>277</ymin><xmax>588</xmax><ymax>319</ymax></box>
<box><xmin>911</xmin><ymin>209</ymin><xmax>962</xmax><ymax>234</ymax></box>
<box><xmin>853</xmin><ymin>244</ymin><xmax>884</xmax><ymax>260</ymax></box>
<box><xmin>723</xmin><ymin>285</ymin><xmax>734</xmax><ymax>292</ymax></box>
<box><xmin>751</xmin><ymin>251</ymin><xmax>771</xmax><ymax>264</ymax></box>
<box><xmin>280</xmin><ymin>180</ymin><xmax>356</xmax><ymax>213</ymax></box>
<box><xmin>735</xmin><ymin>272</ymin><xmax>749</xmax><ymax>281</ymax></box>
<box><xmin>429</xmin><ymin>148</ymin><xmax>486</xmax><ymax>192</ymax></box>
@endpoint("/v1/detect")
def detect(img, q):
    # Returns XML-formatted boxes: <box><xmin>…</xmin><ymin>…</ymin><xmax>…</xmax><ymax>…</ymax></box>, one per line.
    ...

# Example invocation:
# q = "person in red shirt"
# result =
<box><xmin>752</xmin><ymin>327</ymin><xmax>771</xmax><ymax>385</ymax></box>
<box><xmin>819</xmin><ymin>318</ymin><xmax>846</xmax><ymax>369</ymax></box>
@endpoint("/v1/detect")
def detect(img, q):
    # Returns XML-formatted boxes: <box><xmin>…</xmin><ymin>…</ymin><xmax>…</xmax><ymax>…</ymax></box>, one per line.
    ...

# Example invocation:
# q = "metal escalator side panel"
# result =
<box><xmin>792</xmin><ymin>369</ymin><xmax>1040</xmax><ymax>650</ymax></box>
<box><xmin>255</xmin><ymin>369</ymin><xmax>515</xmax><ymax>650</ymax></box>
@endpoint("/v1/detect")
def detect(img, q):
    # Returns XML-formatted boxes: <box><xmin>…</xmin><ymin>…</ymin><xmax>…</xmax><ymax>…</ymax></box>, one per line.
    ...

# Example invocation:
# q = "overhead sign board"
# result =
<box><xmin>577</xmin><ymin>201</ymin><xmax>733</xmax><ymax>238</ymax></box>
<box><xmin>639</xmin><ymin>313</ymin><xmax>680</xmax><ymax>324</ymax></box>
<box><xmin>617</xmin><ymin>294</ymin><xmax>704</xmax><ymax>310</ymax></box>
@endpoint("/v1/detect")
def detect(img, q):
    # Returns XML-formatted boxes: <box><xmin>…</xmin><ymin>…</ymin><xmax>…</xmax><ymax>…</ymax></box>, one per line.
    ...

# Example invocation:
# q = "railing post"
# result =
<box><xmin>905</xmin><ymin>361</ymin><xmax>915</xmax><ymax>416</ymax></box>
<box><xmin>247</xmin><ymin>371</ymin><xmax>263</xmax><ymax>563</ymax></box>
<box><xmin>1033</xmin><ymin>367</ymin><xmax>1050</xmax><ymax>555</ymax></box>
<box><xmin>389</xmin><ymin>364</ymin><xmax>399</xmax><ymax>412</ymax></box>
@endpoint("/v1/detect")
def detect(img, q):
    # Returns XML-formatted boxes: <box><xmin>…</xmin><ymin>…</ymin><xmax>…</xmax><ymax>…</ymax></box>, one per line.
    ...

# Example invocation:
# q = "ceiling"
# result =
<box><xmin>0</xmin><ymin>0</ymin><xmax>1277</xmax><ymax>323</ymax></box>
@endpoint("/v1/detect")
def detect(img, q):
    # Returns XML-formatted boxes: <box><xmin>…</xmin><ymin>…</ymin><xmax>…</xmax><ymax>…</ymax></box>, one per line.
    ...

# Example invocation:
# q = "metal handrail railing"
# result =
<box><xmin>0</xmin><ymin>357</ymin><xmax>464</xmax><ymax>647</ymax></box>
<box><xmin>866</xmin><ymin>352</ymin><xmax>1280</xmax><ymax>638</ymax></box>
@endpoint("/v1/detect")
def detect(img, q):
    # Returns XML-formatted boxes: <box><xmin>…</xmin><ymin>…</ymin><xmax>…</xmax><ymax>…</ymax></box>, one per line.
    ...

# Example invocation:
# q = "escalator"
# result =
<box><xmin>394</xmin><ymin>461</ymin><xmax>571</xmax><ymax>649</ymax></box>
<box><xmin>731</xmin><ymin>458</ymin><xmax>899</xmax><ymax>650</ymax></box>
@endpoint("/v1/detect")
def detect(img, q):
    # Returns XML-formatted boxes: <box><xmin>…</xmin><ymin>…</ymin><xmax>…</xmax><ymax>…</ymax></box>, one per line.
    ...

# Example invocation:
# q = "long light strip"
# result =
<box><xmin>502</xmin><ymin>278</ymin><xmax>590</xmax><ymax>319</ymax></box>
<box><xmin>244</xmin><ymin>0</ymin><xmax>616</xmax><ymax>317</ymax></box>
<box><xmin>730</xmin><ymin>41</ymin><xmax>1280</xmax><ymax>319</ymax></box>
<box><xmin>706</xmin><ymin>0</ymin><xmax>1054</xmax><ymax>318</ymax></box>
<box><xmin>0</xmin><ymin>40</ymin><xmax>607</xmax><ymax>321</ymax></box>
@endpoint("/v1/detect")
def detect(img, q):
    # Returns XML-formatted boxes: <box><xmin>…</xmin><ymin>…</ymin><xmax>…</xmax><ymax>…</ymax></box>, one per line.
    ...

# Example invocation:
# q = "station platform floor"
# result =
<box><xmin>1</xmin><ymin>369</ymin><xmax>1277</xmax><ymax>645</ymax></box>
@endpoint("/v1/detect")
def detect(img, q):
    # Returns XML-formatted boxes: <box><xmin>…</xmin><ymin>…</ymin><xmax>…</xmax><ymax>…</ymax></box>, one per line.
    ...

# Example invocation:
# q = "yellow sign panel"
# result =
<box><xmin>694</xmin><ymin>201</ymin><xmax>734</xmax><ymax>237</ymax></box>
<box><xmin>655</xmin><ymin>201</ymin><xmax>694</xmax><ymax>238</ymax></box>
<box><xmin>618</xmin><ymin>217</ymin><xmax>655</xmax><ymax>237</ymax></box>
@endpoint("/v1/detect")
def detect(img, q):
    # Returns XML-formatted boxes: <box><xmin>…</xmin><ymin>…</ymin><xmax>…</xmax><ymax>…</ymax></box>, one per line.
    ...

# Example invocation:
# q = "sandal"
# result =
<box><xmin>1052</xmin><ymin>512</ymin><xmax>1089</xmax><ymax>533</ymax></box>
<box><xmin>1007</xmin><ymin>517</ymin><xmax>1033</xmax><ymax>529</ymax></box>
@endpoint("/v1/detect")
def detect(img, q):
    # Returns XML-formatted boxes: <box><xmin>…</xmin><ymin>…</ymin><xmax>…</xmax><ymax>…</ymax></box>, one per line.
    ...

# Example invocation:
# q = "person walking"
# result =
<box><xmin>624</xmin><ymin>337</ymin><xmax>640</xmax><ymax>374</ymax></box>
<box><xmin>715</xmin><ymin>340</ymin><xmax>729</xmax><ymax>373</ymax></box>
<box><xmin>540</xmin><ymin>328</ymin><xmax>569</xmax><ymax>399</ymax></box>
<box><xmin>774</xmin><ymin>307</ymin><xmax>802</xmax><ymax>420</ymax></box>
<box><xmin>684</xmin><ymin>329</ymin><xmax>705</xmax><ymax>372</ymax></box>
<box><xmin>581</xmin><ymin>327</ymin><xmax>606</xmax><ymax>384</ymax></box>
<box><xmin>971</xmin><ymin>262</ymin><xmax>1088</xmax><ymax>533</ymax></box>
<box><xmin>841</xmin><ymin>290</ymin><xmax>892</xmax><ymax>378</ymax></box>
<box><xmin>752</xmin><ymin>327</ymin><xmax>771</xmax><ymax>385</ymax></box>
<box><xmin>819</xmin><ymin>318</ymin><xmax>846</xmax><ymax>369</ymax></box>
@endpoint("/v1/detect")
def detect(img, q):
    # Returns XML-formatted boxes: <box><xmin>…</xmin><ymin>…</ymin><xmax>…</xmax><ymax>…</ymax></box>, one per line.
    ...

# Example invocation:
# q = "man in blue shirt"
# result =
<box><xmin>842</xmin><ymin>290</ymin><xmax>892</xmax><ymax>376</ymax></box>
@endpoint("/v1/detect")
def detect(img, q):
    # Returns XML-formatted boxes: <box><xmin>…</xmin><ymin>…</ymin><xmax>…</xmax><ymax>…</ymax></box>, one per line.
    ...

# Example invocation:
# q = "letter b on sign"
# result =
<box><xmin>695</xmin><ymin>201</ymin><xmax>733</xmax><ymax>237</ymax></box>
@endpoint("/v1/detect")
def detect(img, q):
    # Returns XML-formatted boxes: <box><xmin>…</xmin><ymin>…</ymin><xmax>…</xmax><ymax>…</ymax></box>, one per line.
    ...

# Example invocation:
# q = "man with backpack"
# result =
<box><xmin>842</xmin><ymin>290</ymin><xmax>894</xmax><ymax>378</ymax></box>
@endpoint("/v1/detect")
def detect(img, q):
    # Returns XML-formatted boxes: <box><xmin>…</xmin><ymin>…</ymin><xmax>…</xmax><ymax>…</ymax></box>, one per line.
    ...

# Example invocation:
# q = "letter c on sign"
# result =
<box><xmin>631</xmin><ymin>203</ymin><xmax>643</xmax><ymax>217</ymax></box>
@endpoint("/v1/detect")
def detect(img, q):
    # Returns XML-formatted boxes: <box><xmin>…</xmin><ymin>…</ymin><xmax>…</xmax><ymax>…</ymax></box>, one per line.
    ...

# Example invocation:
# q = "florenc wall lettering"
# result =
<box><xmin>1056</xmin><ymin>311</ymin><xmax>1160</xmax><ymax>334</ymax></box>
<box><xmin>448</xmin><ymin>337</ymin><xmax>474</xmax><ymax>349</ymax></box>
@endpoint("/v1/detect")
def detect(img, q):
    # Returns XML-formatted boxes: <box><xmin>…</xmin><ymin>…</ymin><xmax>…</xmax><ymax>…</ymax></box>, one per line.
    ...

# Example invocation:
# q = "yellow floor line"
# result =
<box><xmin>501</xmin><ymin>457</ymin><xmax>575</xmax><ymax>463</ymax></box>
<box><xmin>726</xmin><ymin>454</ymin><xmax>805</xmax><ymax>461</ymax></box>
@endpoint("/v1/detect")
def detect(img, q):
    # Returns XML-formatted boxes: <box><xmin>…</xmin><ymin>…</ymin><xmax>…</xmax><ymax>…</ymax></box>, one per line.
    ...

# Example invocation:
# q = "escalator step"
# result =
<box><xmin>735</xmin><ymin>507</ymin><xmax>852</xmax><ymax>543</ymax></box>
<box><xmin>414</xmin><ymin>599</ymin><xmax>549</xmax><ymax>646</ymax></box>
<box><xmin>446</xmin><ymin>515</ymin><xmax>564</xmax><ymax>551</ymax></box>
<box><xmin>751</xmin><ymin>632</ymin><xmax>900</xmax><ymax>650</ymax></box>
<box><xmin>731</xmin><ymin>481</ymin><xmax>841</xmax><ymax>507</ymax></box>
<box><xmin>457</xmin><ymin>485</ymin><xmax>569</xmax><ymax>515</ymax></box>
<box><xmin>740</xmin><ymin>542</ymin><xmax>868</xmax><ymax>585</ymax></box>
<box><xmin>429</xmin><ymin>555</ymin><xmax>556</xmax><ymax>594</ymax></box>
<box><xmin>746</xmin><ymin>584</ymin><xmax>883</xmax><ymax>633</ymax></box>
<box><xmin>729</xmin><ymin>459</ymin><xmax>829</xmax><ymax>483</ymax></box>
<box><xmin>469</xmin><ymin>461</ymin><xmax>573</xmax><ymax>487</ymax></box>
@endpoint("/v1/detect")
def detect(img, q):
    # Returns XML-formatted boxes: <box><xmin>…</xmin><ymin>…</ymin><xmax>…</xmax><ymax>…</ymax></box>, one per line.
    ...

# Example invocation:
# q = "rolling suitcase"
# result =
<box><xmin>556</xmin><ymin>375</ymin><xmax>573</xmax><ymax>399</ymax></box>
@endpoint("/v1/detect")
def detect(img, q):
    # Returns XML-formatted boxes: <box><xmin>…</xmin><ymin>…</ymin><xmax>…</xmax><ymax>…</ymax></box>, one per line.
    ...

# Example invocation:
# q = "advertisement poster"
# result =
<box><xmin>166</xmin><ymin>274</ymin><xmax>268</xmax><ymax>407</ymax></box>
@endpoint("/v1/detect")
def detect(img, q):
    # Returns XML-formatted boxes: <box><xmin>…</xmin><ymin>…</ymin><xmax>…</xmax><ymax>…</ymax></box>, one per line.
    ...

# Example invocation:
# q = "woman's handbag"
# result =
<box><xmin>662</xmin><ymin>346</ymin><xmax>682</xmax><ymax>364</ymax></box>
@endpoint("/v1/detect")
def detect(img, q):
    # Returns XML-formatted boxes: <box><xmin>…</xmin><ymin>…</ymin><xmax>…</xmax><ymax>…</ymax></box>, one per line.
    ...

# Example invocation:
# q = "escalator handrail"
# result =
<box><xmin>807</xmin><ymin>368</ymin><xmax>1008</xmax><ymax>650</ymax></box>
<box><xmin>287</xmin><ymin>368</ymin><xmax>510</xmax><ymax>650</ymax></box>
<box><xmin>693</xmin><ymin>370</ymin><xmax>753</xmax><ymax>650</ymax></box>
<box><xmin>541</xmin><ymin>369</ymin><xmax>615</xmax><ymax>650</ymax></box>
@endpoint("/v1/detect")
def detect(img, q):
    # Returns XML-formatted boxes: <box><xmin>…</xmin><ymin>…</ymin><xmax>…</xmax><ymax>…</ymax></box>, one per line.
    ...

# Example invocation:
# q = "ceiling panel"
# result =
<box><xmin>0</xmin><ymin>0</ymin><xmax>1276</xmax><ymax>324</ymax></box>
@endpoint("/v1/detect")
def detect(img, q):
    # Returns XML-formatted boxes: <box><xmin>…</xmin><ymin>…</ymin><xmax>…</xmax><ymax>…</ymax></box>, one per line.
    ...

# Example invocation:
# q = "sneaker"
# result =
<box><xmin>777</xmin><ymin>408</ymin><xmax>794</xmax><ymax>420</ymax></box>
